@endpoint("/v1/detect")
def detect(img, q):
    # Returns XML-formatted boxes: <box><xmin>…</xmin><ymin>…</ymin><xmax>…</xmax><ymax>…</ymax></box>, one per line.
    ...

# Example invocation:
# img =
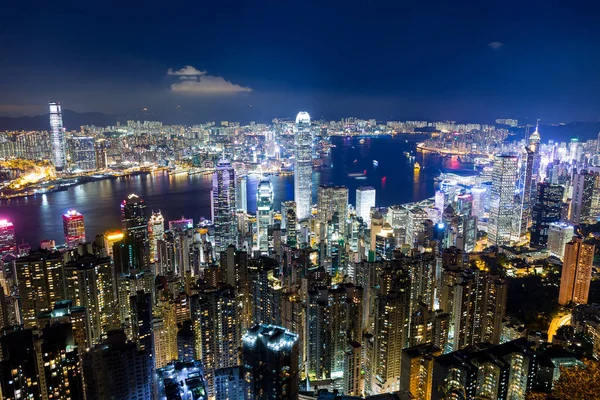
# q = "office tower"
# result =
<box><xmin>65</xmin><ymin>254</ymin><xmax>117</xmax><ymax>344</ymax></box>
<box><xmin>250</xmin><ymin>259</ymin><xmax>282</xmax><ymax>327</ymax></box>
<box><xmin>0</xmin><ymin>219</ymin><xmax>16</xmax><ymax>254</ymax></box>
<box><xmin>37</xmin><ymin>300</ymin><xmax>90</xmax><ymax>350</ymax></box>
<box><xmin>431</xmin><ymin>339</ymin><xmax>537</xmax><ymax>400</ymax></box>
<box><xmin>148</xmin><ymin>211</ymin><xmax>165</xmax><ymax>263</ymax></box>
<box><xmin>515</xmin><ymin>146</ymin><xmax>536</xmax><ymax>240</ymax></box>
<box><xmin>94</xmin><ymin>139</ymin><xmax>108</xmax><ymax>170</ymax></box>
<box><xmin>281</xmin><ymin>201</ymin><xmax>297</xmax><ymax>247</ymax></box>
<box><xmin>242</xmin><ymin>324</ymin><xmax>299</xmax><ymax>400</ymax></box>
<box><xmin>256</xmin><ymin>179</ymin><xmax>274</xmax><ymax>253</ymax></box>
<box><xmin>356</xmin><ymin>186</ymin><xmax>376</xmax><ymax>226</ymax></box>
<box><xmin>530</xmin><ymin>182</ymin><xmax>564</xmax><ymax>247</ymax></box>
<box><xmin>212</xmin><ymin>159</ymin><xmax>236</xmax><ymax>254</ymax></box>
<box><xmin>82</xmin><ymin>330</ymin><xmax>153</xmax><ymax>400</ymax></box>
<box><xmin>0</xmin><ymin>328</ymin><xmax>41</xmax><ymax>399</ymax></box>
<box><xmin>102</xmin><ymin>230</ymin><xmax>123</xmax><ymax>258</ymax></box>
<box><xmin>69</xmin><ymin>136</ymin><xmax>96</xmax><ymax>171</ymax></box>
<box><xmin>317</xmin><ymin>185</ymin><xmax>349</xmax><ymax>235</ymax></box>
<box><xmin>190</xmin><ymin>284</ymin><xmax>240</xmax><ymax>396</ymax></box>
<box><xmin>306</xmin><ymin>284</ymin><xmax>363</xmax><ymax>381</ymax></box>
<box><xmin>15</xmin><ymin>250</ymin><xmax>66</xmax><ymax>328</ymax></box>
<box><xmin>547</xmin><ymin>222</ymin><xmax>575</xmax><ymax>259</ymax></box>
<box><xmin>214</xmin><ymin>366</ymin><xmax>244</xmax><ymax>400</ymax></box>
<box><xmin>559</xmin><ymin>237</ymin><xmax>595</xmax><ymax>305</ymax></box>
<box><xmin>36</xmin><ymin>323</ymin><xmax>85</xmax><ymax>399</ymax></box>
<box><xmin>470</xmin><ymin>186</ymin><xmax>486</xmax><ymax>220</ymax></box>
<box><xmin>370</xmin><ymin>210</ymin><xmax>384</xmax><ymax>254</ymax></box>
<box><xmin>294</xmin><ymin>111</ymin><xmax>312</xmax><ymax>221</ymax></box>
<box><xmin>49</xmin><ymin>101</ymin><xmax>66</xmax><ymax>171</ymax></box>
<box><xmin>375</xmin><ymin>223</ymin><xmax>396</xmax><ymax>261</ymax></box>
<box><xmin>235</xmin><ymin>175</ymin><xmax>248</xmax><ymax>212</ymax></box>
<box><xmin>400</xmin><ymin>343</ymin><xmax>442</xmax><ymax>400</ymax></box>
<box><xmin>117</xmin><ymin>270</ymin><xmax>154</xmax><ymax>339</ymax></box>
<box><xmin>129</xmin><ymin>291</ymin><xmax>153</xmax><ymax>353</ymax></box>
<box><xmin>571</xmin><ymin>170</ymin><xmax>596</xmax><ymax>224</ymax></box>
<box><xmin>120</xmin><ymin>193</ymin><xmax>149</xmax><ymax>266</ymax></box>
<box><xmin>488</xmin><ymin>154</ymin><xmax>518</xmax><ymax>246</ymax></box>
<box><xmin>63</xmin><ymin>209</ymin><xmax>86</xmax><ymax>248</ymax></box>
<box><xmin>156</xmin><ymin>361</ymin><xmax>208</xmax><ymax>400</ymax></box>
<box><xmin>152</xmin><ymin>300</ymin><xmax>178</xmax><ymax>369</ymax></box>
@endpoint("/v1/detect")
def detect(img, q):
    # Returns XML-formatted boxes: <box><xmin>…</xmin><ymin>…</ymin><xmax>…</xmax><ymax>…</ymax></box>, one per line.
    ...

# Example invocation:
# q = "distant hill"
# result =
<box><xmin>508</xmin><ymin>122</ymin><xmax>600</xmax><ymax>143</ymax></box>
<box><xmin>0</xmin><ymin>110</ymin><xmax>117</xmax><ymax>131</ymax></box>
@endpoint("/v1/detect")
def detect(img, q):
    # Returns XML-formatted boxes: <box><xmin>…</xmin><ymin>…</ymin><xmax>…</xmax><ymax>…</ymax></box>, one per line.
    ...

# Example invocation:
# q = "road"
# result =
<box><xmin>548</xmin><ymin>314</ymin><xmax>571</xmax><ymax>343</ymax></box>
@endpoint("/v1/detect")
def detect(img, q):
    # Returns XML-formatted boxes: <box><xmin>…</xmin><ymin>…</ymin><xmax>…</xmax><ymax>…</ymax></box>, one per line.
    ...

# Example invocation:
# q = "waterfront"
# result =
<box><xmin>2</xmin><ymin>135</ymin><xmax>470</xmax><ymax>245</ymax></box>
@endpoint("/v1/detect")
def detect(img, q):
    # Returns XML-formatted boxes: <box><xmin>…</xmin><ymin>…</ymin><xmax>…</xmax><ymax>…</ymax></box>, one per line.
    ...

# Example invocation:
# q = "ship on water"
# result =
<box><xmin>414</xmin><ymin>162</ymin><xmax>421</xmax><ymax>170</ymax></box>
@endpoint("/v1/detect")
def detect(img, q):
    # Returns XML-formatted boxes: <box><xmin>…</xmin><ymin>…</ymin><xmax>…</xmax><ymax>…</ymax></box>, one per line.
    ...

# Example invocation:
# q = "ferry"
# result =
<box><xmin>359</xmin><ymin>138</ymin><xmax>365</xmax><ymax>144</ymax></box>
<box><xmin>373</xmin><ymin>160</ymin><xmax>379</xmax><ymax>166</ymax></box>
<box><xmin>414</xmin><ymin>162</ymin><xmax>421</xmax><ymax>170</ymax></box>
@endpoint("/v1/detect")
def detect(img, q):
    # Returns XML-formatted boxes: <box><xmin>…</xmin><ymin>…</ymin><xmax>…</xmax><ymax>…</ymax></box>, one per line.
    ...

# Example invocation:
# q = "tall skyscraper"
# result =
<box><xmin>547</xmin><ymin>222</ymin><xmax>574</xmax><ymax>260</ymax></box>
<box><xmin>0</xmin><ymin>219</ymin><xmax>16</xmax><ymax>254</ymax></box>
<box><xmin>235</xmin><ymin>175</ymin><xmax>248</xmax><ymax>212</ymax></box>
<box><xmin>317</xmin><ymin>185</ymin><xmax>349</xmax><ymax>236</ymax></box>
<box><xmin>212</xmin><ymin>159</ymin><xmax>236</xmax><ymax>254</ymax></box>
<box><xmin>400</xmin><ymin>343</ymin><xmax>442</xmax><ymax>400</ymax></box>
<box><xmin>570</xmin><ymin>170</ymin><xmax>596</xmax><ymax>225</ymax></box>
<box><xmin>242</xmin><ymin>324</ymin><xmax>299</xmax><ymax>400</ymax></box>
<box><xmin>256</xmin><ymin>179</ymin><xmax>274</xmax><ymax>254</ymax></box>
<box><xmin>488</xmin><ymin>155</ymin><xmax>518</xmax><ymax>246</ymax></box>
<box><xmin>120</xmin><ymin>193</ymin><xmax>149</xmax><ymax>267</ymax></box>
<box><xmin>63</xmin><ymin>209</ymin><xmax>86</xmax><ymax>248</ymax></box>
<box><xmin>294</xmin><ymin>112</ymin><xmax>312</xmax><ymax>221</ymax></box>
<box><xmin>470</xmin><ymin>186</ymin><xmax>487</xmax><ymax>220</ymax></box>
<box><xmin>559</xmin><ymin>237</ymin><xmax>595</xmax><ymax>305</ymax></box>
<box><xmin>356</xmin><ymin>186</ymin><xmax>376</xmax><ymax>226</ymax></box>
<box><xmin>530</xmin><ymin>182</ymin><xmax>564</xmax><ymax>247</ymax></box>
<box><xmin>148</xmin><ymin>211</ymin><xmax>165</xmax><ymax>263</ymax></box>
<box><xmin>49</xmin><ymin>101</ymin><xmax>66</xmax><ymax>171</ymax></box>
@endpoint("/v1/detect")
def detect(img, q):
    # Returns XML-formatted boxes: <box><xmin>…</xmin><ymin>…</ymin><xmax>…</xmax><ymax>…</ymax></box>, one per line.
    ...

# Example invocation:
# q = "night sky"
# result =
<box><xmin>1</xmin><ymin>0</ymin><xmax>599</xmax><ymax>123</ymax></box>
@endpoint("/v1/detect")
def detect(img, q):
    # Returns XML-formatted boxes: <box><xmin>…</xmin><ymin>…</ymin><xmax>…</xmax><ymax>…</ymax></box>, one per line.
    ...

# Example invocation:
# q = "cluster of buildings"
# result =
<box><xmin>0</xmin><ymin>106</ymin><xmax>600</xmax><ymax>399</ymax></box>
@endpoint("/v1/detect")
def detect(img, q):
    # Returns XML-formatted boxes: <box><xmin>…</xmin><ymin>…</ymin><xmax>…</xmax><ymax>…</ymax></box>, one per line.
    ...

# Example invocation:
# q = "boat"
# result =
<box><xmin>359</xmin><ymin>139</ymin><xmax>365</xmax><ymax>144</ymax></box>
<box><xmin>347</xmin><ymin>173</ymin><xmax>363</xmax><ymax>177</ymax></box>
<box><xmin>373</xmin><ymin>160</ymin><xmax>379</xmax><ymax>166</ymax></box>
<box><xmin>414</xmin><ymin>162</ymin><xmax>421</xmax><ymax>170</ymax></box>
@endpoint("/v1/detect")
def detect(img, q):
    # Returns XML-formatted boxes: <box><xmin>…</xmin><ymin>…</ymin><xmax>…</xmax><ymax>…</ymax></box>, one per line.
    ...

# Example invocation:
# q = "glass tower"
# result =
<box><xmin>212</xmin><ymin>159</ymin><xmax>236</xmax><ymax>254</ymax></box>
<box><xmin>256</xmin><ymin>179</ymin><xmax>274</xmax><ymax>254</ymax></box>
<box><xmin>294</xmin><ymin>112</ymin><xmax>312</xmax><ymax>220</ymax></box>
<box><xmin>488</xmin><ymin>155</ymin><xmax>518</xmax><ymax>246</ymax></box>
<box><xmin>49</xmin><ymin>101</ymin><xmax>66</xmax><ymax>171</ymax></box>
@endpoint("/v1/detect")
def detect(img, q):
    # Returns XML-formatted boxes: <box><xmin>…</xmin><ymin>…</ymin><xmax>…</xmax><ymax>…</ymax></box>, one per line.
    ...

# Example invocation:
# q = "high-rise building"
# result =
<box><xmin>488</xmin><ymin>155</ymin><xmax>518</xmax><ymax>246</ymax></box>
<box><xmin>0</xmin><ymin>328</ymin><xmax>41</xmax><ymax>399</ymax></box>
<box><xmin>235</xmin><ymin>175</ymin><xmax>248</xmax><ymax>212</ymax></box>
<box><xmin>530</xmin><ymin>182</ymin><xmax>564</xmax><ymax>247</ymax></box>
<box><xmin>570</xmin><ymin>170</ymin><xmax>596</xmax><ymax>224</ymax></box>
<box><xmin>49</xmin><ymin>101</ymin><xmax>66</xmax><ymax>171</ymax></box>
<box><xmin>148</xmin><ymin>211</ymin><xmax>165</xmax><ymax>263</ymax></box>
<box><xmin>356</xmin><ymin>186</ymin><xmax>376</xmax><ymax>226</ymax></box>
<box><xmin>242</xmin><ymin>324</ymin><xmax>299</xmax><ymax>400</ymax></box>
<box><xmin>63</xmin><ymin>209</ymin><xmax>86</xmax><ymax>248</ymax></box>
<box><xmin>37</xmin><ymin>300</ymin><xmax>90</xmax><ymax>350</ymax></box>
<box><xmin>214</xmin><ymin>366</ymin><xmax>244</xmax><ymax>400</ymax></box>
<box><xmin>400</xmin><ymin>343</ymin><xmax>442</xmax><ymax>400</ymax></box>
<box><xmin>256</xmin><ymin>179</ymin><xmax>274</xmax><ymax>254</ymax></box>
<box><xmin>547</xmin><ymin>222</ymin><xmax>575</xmax><ymax>260</ymax></box>
<box><xmin>152</xmin><ymin>300</ymin><xmax>179</xmax><ymax>369</ymax></box>
<box><xmin>317</xmin><ymin>185</ymin><xmax>349</xmax><ymax>237</ymax></box>
<box><xmin>559</xmin><ymin>237</ymin><xmax>595</xmax><ymax>305</ymax></box>
<box><xmin>212</xmin><ymin>159</ymin><xmax>236</xmax><ymax>254</ymax></box>
<box><xmin>94</xmin><ymin>139</ymin><xmax>108</xmax><ymax>170</ymax></box>
<box><xmin>294</xmin><ymin>112</ymin><xmax>312</xmax><ymax>221</ymax></box>
<box><xmin>121</xmin><ymin>193</ymin><xmax>149</xmax><ymax>267</ymax></box>
<box><xmin>470</xmin><ymin>186</ymin><xmax>487</xmax><ymax>220</ymax></box>
<box><xmin>69</xmin><ymin>136</ymin><xmax>96</xmax><ymax>171</ymax></box>
<box><xmin>0</xmin><ymin>219</ymin><xmax>16</xmax><ymax>254</ymax></box>
<box><xmin>155</xmin><ymin>361</ymin><xmax>208</xmax><ymax>400</ymax></box>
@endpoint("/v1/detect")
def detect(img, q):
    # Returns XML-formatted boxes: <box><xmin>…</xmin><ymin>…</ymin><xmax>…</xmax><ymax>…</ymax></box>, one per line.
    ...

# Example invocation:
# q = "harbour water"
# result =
<box><xmin>1</xmin><ymin>135</ymin><xmax>469</xmax><ymax>246</ymax></box>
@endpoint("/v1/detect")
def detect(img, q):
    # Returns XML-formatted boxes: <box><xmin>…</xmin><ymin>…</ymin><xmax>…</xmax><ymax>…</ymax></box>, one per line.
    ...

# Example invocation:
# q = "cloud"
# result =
<box><xmin>167</xmin><ymin>65</ymin><xmax>207</xmax><ymax>76</ymax></box>
<box><xmin>488</xmin><ymin>41</ymin><xmax>504</xmax><ymax>50</ymax></box>
<box><xmin>167</xmin><ymin>66</ymin><xmax>252</xmax><ymax>94</ymax></box>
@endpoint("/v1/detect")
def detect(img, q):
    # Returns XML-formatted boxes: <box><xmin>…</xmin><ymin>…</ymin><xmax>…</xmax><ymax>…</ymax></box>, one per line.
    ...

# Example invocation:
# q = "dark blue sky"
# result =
<box><xmin>1</xmin><ymin>0</ymin><xmax>599</xmax><ymax>123</ymax></box>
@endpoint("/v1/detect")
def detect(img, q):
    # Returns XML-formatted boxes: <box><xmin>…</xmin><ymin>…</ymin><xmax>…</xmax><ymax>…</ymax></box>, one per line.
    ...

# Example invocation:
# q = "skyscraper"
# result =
<box><xmin>256</xmin><ymin>179</ymin><xmax>274</xmax><ymax>254</ymax></box>
<box><xmin>294</xmin><ymin>112</ymin><xmax>312</xmax><ymax>221</ymax></box>
<box><xmin>488</xmin><ymin>155</ymin><xmax>518</xmax><ymax>246</ymax></box>
<box><xmin>317</xmin><ymin>184</ymin><xmax>349</xmax><ymax>236</ymax></box>
<box><xmin>235</xmin><ymin>175</ymin><xmax>248</xmax><ymax>212</ymax></box>
<box><xmin>242</xmin><ymin>324</ymin><xmax>299</xmax><ymax>400</ymax></box>
<box><xmin>120</xmin><ymin>194</ymin><xmax>149</xmax><ymax>267</ymax></box>
<box><xmin>547</xmin><ymin>222</ymin><xmax>574</xmax><ymax>260</ymax></box>
<box><xmin>69</xmin><ymin>136</ymin><xmax>96</xmax><ymax>171</ymax></box>
<box><xmin>212</xmin><ymin>159</ymin><xmax>236</xmax><ymax>254</ymax></box>
<box><xmin>49</xmin><ymin>101</ymin><xmax>66</xmax><ymax>171</ymax></box>
<box><xmin>530</xmin><ymin>182</ymin><xmax>564</xmax><ymax>247</ymax></box>
<box><xmin>148</xmin><ymin>211</ymin><xmax>165</xmax><ymax>263</ymax></box>
<box><xmin>63</xmin><ymin>209</ymin><xmax>86</xmax><ymax>248</ymax></box>
<box><xmin>0</xmin><ymin>219</ymin><xmax>16</xmax><ymax>254</ymax></box>
<box><xmin>356</xmin><ymin>186</ymin><xmax>376</xmax><ymax>226</ymax></box>
<box><xmin>570</xmin><ymin>170</ymin><xmax>596</xmax><ymax>225</ymax></box>
<box><xmin>559</xmin><ymin>237</ymin><xmax>595</xmax><ymax>305</ymax></box>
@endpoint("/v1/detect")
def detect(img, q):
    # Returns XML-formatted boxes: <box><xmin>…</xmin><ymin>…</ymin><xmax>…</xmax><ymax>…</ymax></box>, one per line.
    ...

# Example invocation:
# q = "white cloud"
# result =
<box><xmin>167</xmin><ymin>65</ymin><xmax>207</xmax><ymax>76</ymax></box>
<box><xmin>488</xmin><ymin>41</ymin><xmax>504</xmax><ymax>50</ymax></box>
<box><xmin>167</xmin><ymin>66</ymin><xmax>252</xmax><ymax>94</ymax></box>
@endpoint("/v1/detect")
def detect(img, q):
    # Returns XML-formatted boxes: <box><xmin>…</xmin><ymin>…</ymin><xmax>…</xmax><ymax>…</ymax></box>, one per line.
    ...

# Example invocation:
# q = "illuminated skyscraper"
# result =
<box><xmin>256</xmin><ymin>179</ymin><xmax>274</xmax><ymax>253</ymax></box>
<box><xmin>242</xmin><ymin>324</ymin><xmax>299</xmax><ymax>400</ymax></box>
<box><xmin>0</xmin><ymin>219</ymin><xmax>16</xmax><ymax>254</ymax></box>
<box><xmin>294</xmin><ymin>112</ymin><xmax>312</xmax><ymax>221</ymax></box>
<box><xmin>69</xmin><ymin>136</ymin><xmax>96</xmax><ymax>171</ymax></box>
<box><xmin>559</xmin><ymin>237</ymin><xmax>595</xmax><ymax>305</ymax></box>
<box><xmin>570</xmin><ymin>170</ymin><xmax>596</xmax><ymax>225</ymax></box>
<box><xmin>148</xmin><ymin>211</ymin><xmax>165</xmax><ymax>263</ymax></box>
<box><xmin>235</xmin><ymin>175</ymin><xmax>248</xmax><ymax>212</ymax></box>
<box><xmin>49</xmin><ymin>101</ymin><xmax>66</xmax><ymax>171</ymax></box>
<box><xmin>470</xmin><ymin>186</ymin><xmax>487</xmax><ymax>220</ymax></box>
<box><xmin>120</xmin><ymin>193</ymin><xmax>149</xmax><ymax>266</ymax></box>
<box><xmin>530</xmin><ymin>182</ymin><xmax>564</xmax><ymax>247</ymax></box>
<box><xmin>63</xmin><ymin>209</ymin><xmax>86</xmax><ymax>248</ymax></box>
<box><xmin>356</xmin><ymin>186</ymin><xmax>376</xmax><ymax>226</ymax></box>
<box><xmin>152</xmin><ymin>300</ymin><xmax>178</xmax><ymax>369</ymax></box>
<box><xmin>212</xmin><ymin>159</ymin><xmax>236</xmax><ymax>254</ymax></box>
<box><xmin>317</xmin><ymin>185</ymin><xmax>349</xmax><ymax>237</ymax></box>
<box><xmin>547</xmin><ymin>222</ymin><xmax>574</xmax><ymax>260</ymax></box>
<box><xmin>488</xmin><ymin>155</ymin><xmax>518</xmax><ymax>246</ymax></box>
